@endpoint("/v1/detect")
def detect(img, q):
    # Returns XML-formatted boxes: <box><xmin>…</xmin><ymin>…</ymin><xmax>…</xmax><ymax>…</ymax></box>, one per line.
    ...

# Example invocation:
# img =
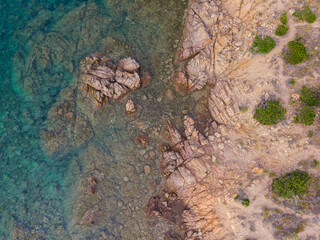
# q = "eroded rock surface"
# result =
<box><xmin>158</xmin><ymin>116</ymin><xmax>229</xmax><ymax>239</ymax></box>
<box><xmin>157</xmin><ymin>0</ymin><xmax>320</xmax><ymax>239</ymax></box>
<box><xmin>81</xmin><ymin>54</ymin><xmax>142</xmax><ymax>107</ymax></box>
<box><xmin>174</xmin><ymin>0</ymin><xmax>266</xmax><ymax>93</ymax></box>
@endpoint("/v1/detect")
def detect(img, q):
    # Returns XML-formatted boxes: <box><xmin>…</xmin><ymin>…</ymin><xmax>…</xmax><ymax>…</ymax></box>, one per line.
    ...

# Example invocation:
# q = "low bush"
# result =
<box><xmin>300</xmin><ymin>86</ymin><xmax>318</xmax><ymax>106</ymax></box>
<box><xmin>240</xmin><ymin>106</ymin><xmax>248</xmax><ymax>113</ymax></box>
<box><xmin>273</xmin><ymin>170</ymin><xmax>311</xmax><ymax>198</ymax></box>
<box><xmin>280</xmin><ymin>12</ymin><xmax>288</xmax><ymax>25</ymax></box>
<box><xmin>293</xmin><ymin>6</ymin><xmax>317</xmax><ymax>23</ymax></box>
<box><xmin>241</xmin><ymin>198</ymin><xmax>250</xmax><ymax>207</ymax></box>
<box><xmin>234</xmin><ymin>195</ymin><xmax>250</xmax><ymax>207</ymax></box>
<box><xmin>294</xmin><ymin>106</ymin><xmax>316</xmax><ymax>125</ymax></box>
<box><xmin>275</xmin><ymin>24</ymin><xmax>289</xmax><ymax>36</ymax></box>
<box><xmin>284</xmin><ymin>40</ymin><xmax>307</xmax><ymax>64</ymax></box>
<box><xmin>253</xmin><ymin>100</ymin><xmax>286</xmax><ymax>125</ymax></box>
<box><xmin>251</xmin><ymin>35</ymin><xmax>276</xmax><ymax>54</ymax></box>
<box><xmin>289</xmin><ymin>79</ymin><xmax>296</xmax><ymax>85</ymax></box>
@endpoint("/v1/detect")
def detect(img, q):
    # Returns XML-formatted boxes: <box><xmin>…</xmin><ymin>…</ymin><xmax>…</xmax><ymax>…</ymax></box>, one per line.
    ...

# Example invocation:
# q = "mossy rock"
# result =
<box><xmin>275</xmin><ymin>24</ymin><xmax>289</xmax><ymax>36</ymax></box>
<box><xmin>253</xmin><ymin>100</ymin><xmax>286</xmax><ymax>125</ymax></box>
<box><xmin>294</xmin><ymin>106</ymin><xmax>316</xmax><ymax>125</ymax></box>
<box><xmin>273</xmin><ymin>170</ymin><xmax>311</xmax><ymax>198</ymax></box>
<box><xmin>250</xmin><ymin>35</ymin><xmax>276</xmax><ymax>54</ymax></box>
<box><xmin>284</xmin><ymin>40</ymin><xmax>307</xmax><ymax>65</ymax></box>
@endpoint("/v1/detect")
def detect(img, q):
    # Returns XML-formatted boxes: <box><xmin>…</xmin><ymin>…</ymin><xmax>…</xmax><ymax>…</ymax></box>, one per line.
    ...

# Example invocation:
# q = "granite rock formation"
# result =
<box><xmin>81</xmin><ymin>53</ymin><xmax>142</xmax><ymax>107</ymax></box>
<box><xmin>158</xmin><ymin>116</ymin><xmax>228</xmax><ymax>239</ymax></box>
<box><xmin>173</xmin><ymin>0</ymin><xmax>265</xmax><ymax>93</ymax></box>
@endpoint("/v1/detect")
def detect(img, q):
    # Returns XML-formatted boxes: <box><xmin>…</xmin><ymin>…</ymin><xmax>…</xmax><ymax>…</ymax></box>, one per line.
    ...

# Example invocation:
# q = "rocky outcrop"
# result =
<box><xmin>209</xmin><ymin>80</ymin><xmax>240</xmax><ymax>130</ymax></box>
<box><xmin>158</xmin><ymin>116</ymin><xmax>228</xmax><ymax>239</ymax></box>
<box><xmin>173</xmin><ymin>0</ymin><xmax>265</xmax><ymax>93</ymax></box>
<box><xmin>81</xmin><ymin>54</ymin><xmax>143</xmax><ymax>107</ymax></box>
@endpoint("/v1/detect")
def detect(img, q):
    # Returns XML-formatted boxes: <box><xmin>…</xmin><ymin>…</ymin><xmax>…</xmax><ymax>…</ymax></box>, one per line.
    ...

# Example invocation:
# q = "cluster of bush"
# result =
<box><xmin>293</xmin><ymin>6</ymin><xmax>317</xmax><ymax>23</ymax></box>
<box><xmin>253</xmin><ymin>86</ymin><xmax>318</xmax><ymax>126</ymax></box>
<box><xmin>275</xmin><ymin>12</ymin><xmax>289</xmax><ymax>36</ymax></box>
<box><xmin>253</xmin><ymin>100</ymin><xmax>286</xmax><ymax>125</ymax></box>
<box><xmin>273</xmin><ymin>170</ymin><xmax>311</xmax><ymax>198</ymax></box>
<box><xmin>294</xmin><ymin>86</ymin><xmax>318</xmax><ymax>125</ymax></box>
<box><xmin>251</xmin><ymin>6</ymin><xmax>316</xmax><ymax>65</ymax></box>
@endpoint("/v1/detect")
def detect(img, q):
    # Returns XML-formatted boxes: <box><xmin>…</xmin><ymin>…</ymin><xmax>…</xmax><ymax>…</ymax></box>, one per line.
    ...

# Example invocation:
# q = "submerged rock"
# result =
<box><xmin>81</xmin><ymin>54</ymin><xmax>143</xmax><ymax>107</ymax></box>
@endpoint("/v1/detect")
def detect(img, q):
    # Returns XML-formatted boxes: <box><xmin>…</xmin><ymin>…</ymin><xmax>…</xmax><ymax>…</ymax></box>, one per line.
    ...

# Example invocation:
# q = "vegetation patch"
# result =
<box><xmin>300</xmin><ymin>86</ymin><xmax>318</xmax><ymax>106</ymax></box>
<box><xmin>253</xmin><ymin>100</ymin><xmax>286</xmax><ymax>125</ymax></box>
<box><xmin>294</xmin><ymin>106</ymin><xmax>316</xmax><ymax>125</ymax></box>
<box><xmin>293</xmin><ymin>6</ymin><xmax>317</xmax><ymax>23</ymax></box>
<box><xmin>234</xmin><ymin>194</ymin><xmax>250</xmax><ymax>207</ymax></box>
<box><xmin>262</xmin><ymin>208</ymin><xmax>306</xmax><ymax>239</ymax></box>
<box><xmin>240</xmin><ymin>106</ymin><xmax>248</xmax><ymax>113</ymax></box>
<box><xmin>308</xmin><ymin>130</ymin><xmax>314</xmax><ymax>138</ymax></box>
<box><xmin>280</xmin><ymin>12</ymin><xmax>288</xmax><ymax>25</ymax></box>
<box><xmin>284</xmin><ymin>40</ymin><xmax>307</xmax><ymax>64</ymax></box>
<box><xmin>250</xmin><ymin>35</ymin><xmax>276</xmax><ymax>54</ymax></box>
<box><xmin>289</xmin><ymin>78</ymin><xmax>296</xmax><ymax>85</ymax></box>
<box><xmin>275</xmin><ymin>24</ymin><xmax>289</xmax><ymax>36</ymax></box>
<box><xmin>273</xmin><ymin>170</ymin><xmax>311</xmax><ymax>198</ymax></box>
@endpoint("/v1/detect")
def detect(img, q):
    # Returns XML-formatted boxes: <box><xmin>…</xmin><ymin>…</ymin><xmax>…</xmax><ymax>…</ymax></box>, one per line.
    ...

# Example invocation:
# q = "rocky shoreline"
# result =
<box><xmin>145</xmin><ymin>0</ymin><xmax>320</xmax><ymax>239</ymax></box>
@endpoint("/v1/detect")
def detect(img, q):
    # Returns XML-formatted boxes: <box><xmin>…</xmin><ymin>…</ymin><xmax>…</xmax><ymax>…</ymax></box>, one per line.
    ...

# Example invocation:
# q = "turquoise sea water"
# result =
<box><xmin>0</xmin><ymin>0</ymin><xmax>201</xmax><ymax>239</ymax></box>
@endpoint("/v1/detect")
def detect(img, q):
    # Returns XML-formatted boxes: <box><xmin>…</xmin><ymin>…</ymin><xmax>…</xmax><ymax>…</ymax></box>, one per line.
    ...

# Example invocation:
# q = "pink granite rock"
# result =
<box><xmin>81</xmin><ymin>54</ymin><xmax>142</xmax><ymax>106</ymax></box>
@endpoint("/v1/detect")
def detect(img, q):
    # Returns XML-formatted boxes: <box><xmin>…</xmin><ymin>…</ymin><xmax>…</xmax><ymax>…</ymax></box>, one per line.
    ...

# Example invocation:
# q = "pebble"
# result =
<box><xmin>144</xmin><ymin>166</ymin><xmax>151</xmax><ymax>175</ymax></box>
<box><xmin>166</xmin><ymin>89</ymin><xmax>176</xmax><ymax>100</ymax></box>
<box><xmin>124</xmin><ymin>177</ymin><xmax>129</xmax><ymax>182</ymax></box>
<box><xmin>218</xmin><ymin>143</ymin><xmax>225</xmax><ymax>150</ymax></box>
<box><xmin>157</xmin><ymin>96</ymin><xmax>163</xmax><ymax>102</ymax></box>
<box><xmin>142</xmin><ymin>95</ymin><xmax>148</xmax><ymax>101</ymax></box>
<box><xmin>149</xmin><ymin>151</ymin><xmax>156</xmax><ymax>159</ymax></box>
<box><xmin>182</xmin><ymin>109</ymin><xmax>188</xmax><ymax>114</ymax></box>
<box><xmin>139</xmin><ymin>149</ymin><xmax>146</xmax><ymax>155</ymax></box>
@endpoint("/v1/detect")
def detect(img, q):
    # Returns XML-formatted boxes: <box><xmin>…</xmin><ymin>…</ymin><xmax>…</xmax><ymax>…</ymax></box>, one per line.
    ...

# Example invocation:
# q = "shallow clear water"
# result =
<box><xmin>0</xmin><ymin>0</ymin><xmax>203</xmax><ymax>239</ymax></box>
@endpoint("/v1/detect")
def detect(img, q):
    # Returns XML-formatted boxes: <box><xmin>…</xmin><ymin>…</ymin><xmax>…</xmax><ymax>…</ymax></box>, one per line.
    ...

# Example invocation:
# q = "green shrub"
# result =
<box><xmin>253</xmin><ymin>100</ymin><xmax>286</xmax><ymax>125</ymax></box>
<box><xmin>275</xmin><ymin>24</ymin><xmax>289</xmax><ymax>36</ymax></box>
<box><xmin>280</xmin><ymin>12</ymin><xmax>288</xmax><ymax>25</ymax></box>
<box><xmin>289</xmin><ymin>79</ymin><xmax>296</xmax><ymax>85</ymax></box>
<box><xmin>293</xmin><ymin>6</ymin><xmax>317</xmax><ymax>23</ymax></box>
<box><xmin>284</xmin><ymin>41</ymin><xmax>307</xmax><ymax>64</ymax></box>
<box><xmin>251</xmin><ymin>35</ymin><xmax>276</xmax><ymax>54</ymax></box>
<box><xmin>294</xmin><ymin>106</ymin><xmax>316</xmax><ymax>125</ymax></box>
<box><xmin>305</xmin><ymin>13</ymin><xmax>317</xmax><ymax>23</ymax></box>
<box><xmin>273</xmin><ymin>170</ymin><xmax>311</xmax><ymax>198</ymax></box>
<box><xmin>313</xmin><ymin>160</ymin><xmax>319</xmax><ymax>168</ymax></box>
<box><xmin>240</xmin><ymin>106</ymin><xmax>248</xmax><ymax>113</ymax></box>
<box><xmin>308</xmin><ymin>130</ymin><xmax>314</xmax><ymax>138</ymax></box>
<box><xmin>241</xmin><ymin>198</ymin><xmax>250</xmax><ymax>207</ymax></box>
<box><xmin>300</xmin><ymin>86</ymin><xmax>318</xmax><ymax>106</ymax></box>
<box><xmin>234</xmin><ymin>195</ymin><xmax>250</xmax><ymax>207</ymax></box>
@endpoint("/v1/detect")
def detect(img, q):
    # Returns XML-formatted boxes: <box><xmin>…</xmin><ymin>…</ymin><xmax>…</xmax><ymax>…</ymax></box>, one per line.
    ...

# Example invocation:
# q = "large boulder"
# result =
<box><xmin>81</xmin><ymin>54</ymin><xmax>144</xmax><ymax>107</ymax></box>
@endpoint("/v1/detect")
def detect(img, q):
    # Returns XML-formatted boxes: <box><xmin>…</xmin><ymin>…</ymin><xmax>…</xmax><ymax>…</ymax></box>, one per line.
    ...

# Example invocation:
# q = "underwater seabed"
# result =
<box><xmin>0</xmin><ymin>0</ymin><xmax>210</xmax><ymax>239</ymax></box>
